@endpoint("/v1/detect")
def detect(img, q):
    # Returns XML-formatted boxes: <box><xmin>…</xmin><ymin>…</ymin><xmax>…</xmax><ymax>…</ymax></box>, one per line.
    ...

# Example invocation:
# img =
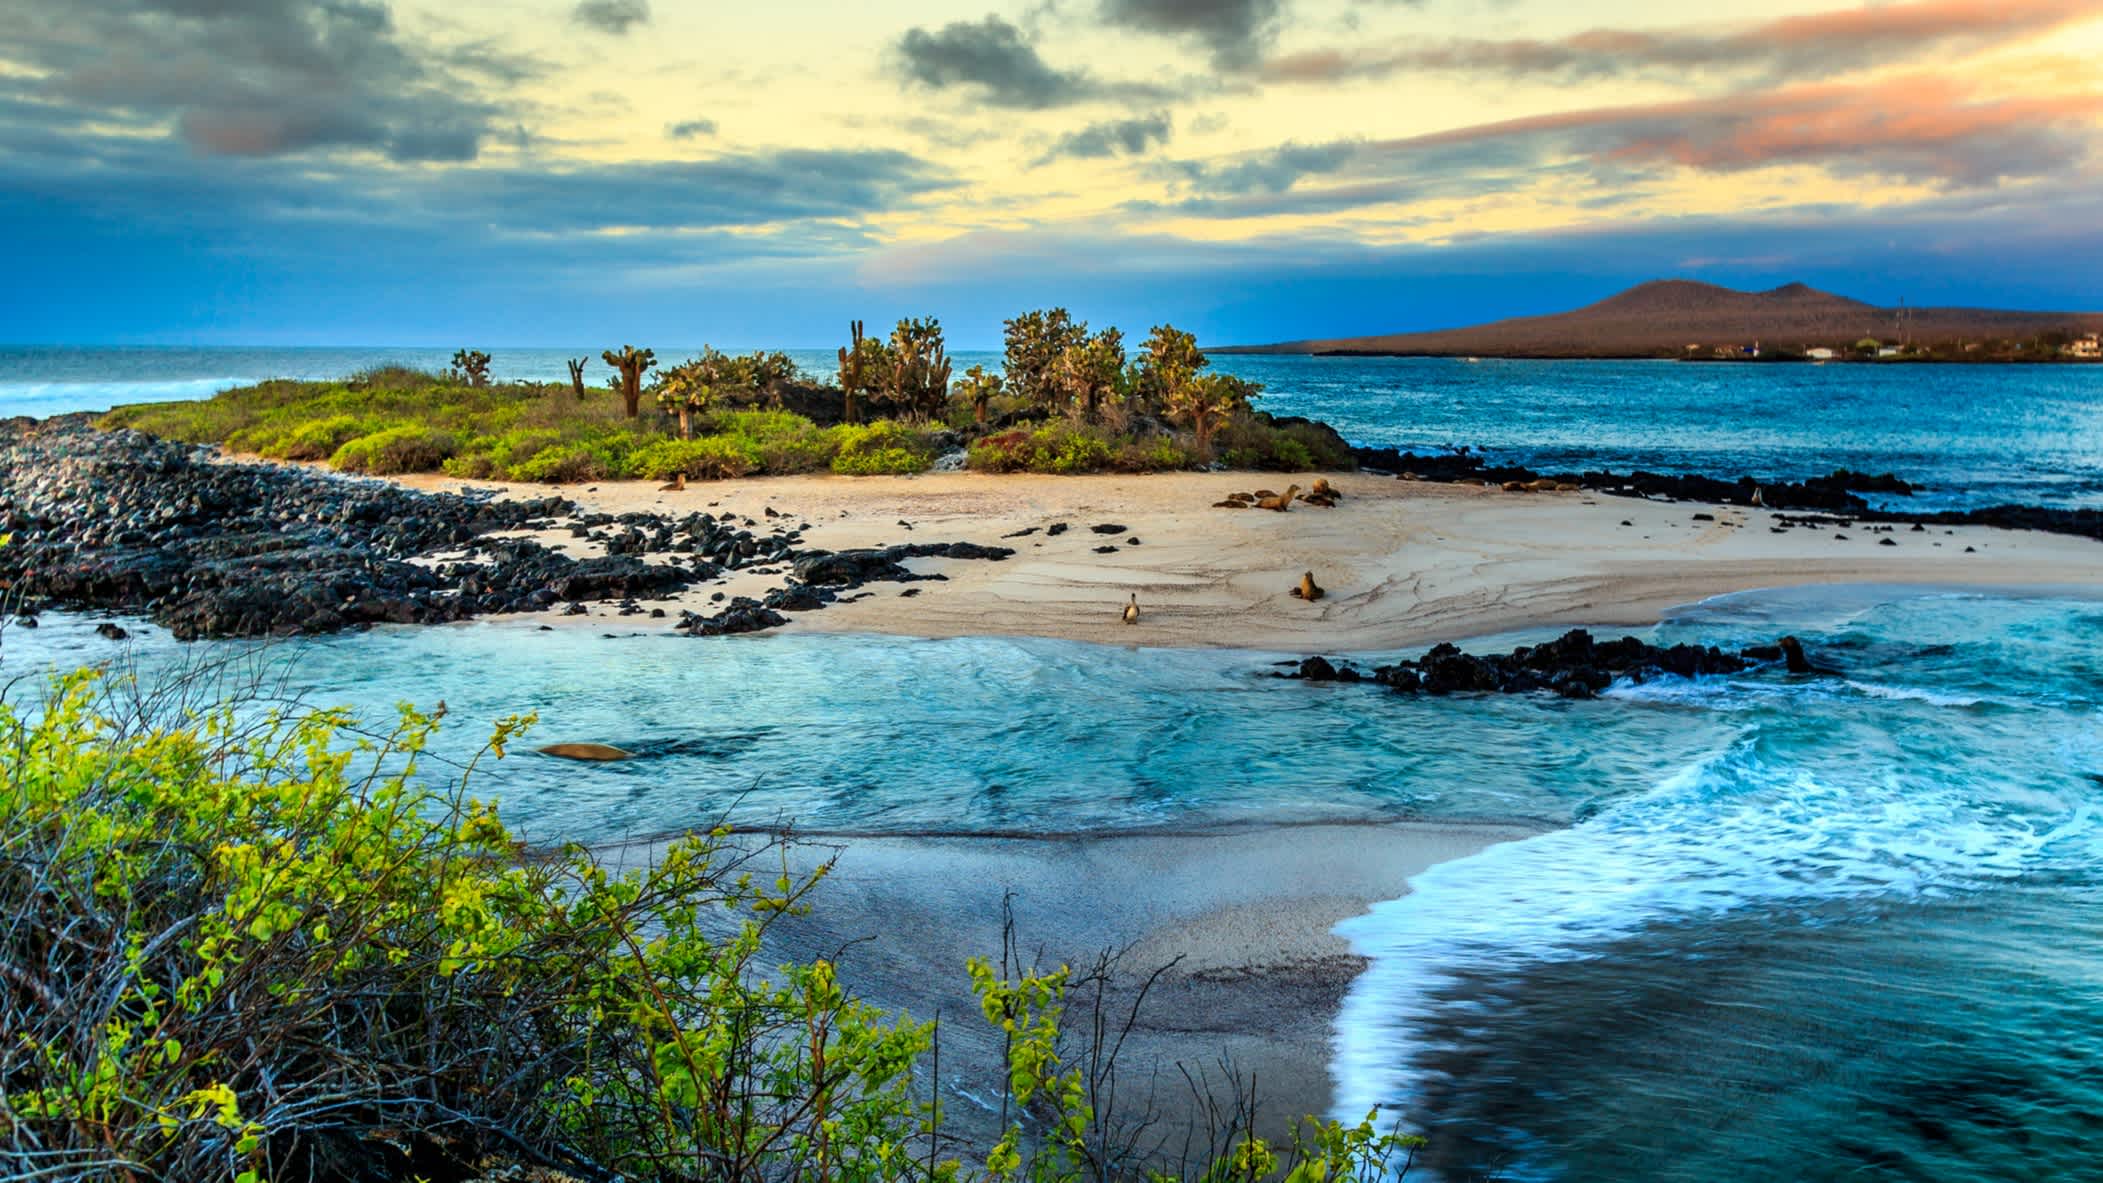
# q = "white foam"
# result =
<box><xmin>1328</xmin><ymin>727</ymin><xmax>2093</xmax><ymax>1143</ymax></box>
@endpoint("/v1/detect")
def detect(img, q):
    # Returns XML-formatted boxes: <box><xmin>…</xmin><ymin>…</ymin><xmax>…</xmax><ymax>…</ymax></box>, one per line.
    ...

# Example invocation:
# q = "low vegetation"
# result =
<box><xmin>99</xmin><ymin>311</ymin><xmax>1357</xmax><ymax>482</ymax></box>
<box><xmin>0</xmin><ymin>669</ymin><xmax>1422</xmax><ymax>1182</ymax></box>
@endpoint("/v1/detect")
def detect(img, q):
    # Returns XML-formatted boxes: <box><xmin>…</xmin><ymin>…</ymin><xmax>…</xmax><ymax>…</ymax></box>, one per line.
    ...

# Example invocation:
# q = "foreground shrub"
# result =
<box><xmin>0</xmin><ymin>674</ymin><xmax>932</xmax><ymax>1181</ymax></box>
<box><xmin>328</xmin><ymin>425</ymin><xmax>459</xmax><ymax>474</ymax></box>
<box><xmin>0</xmin><ymin>672</ymin><xmax>1426</xmax><ymax>1182</ymax></box>
<box><xmin>831</xmin><ymin>420</ymin><xmax>936</xmax><ymax>475</ymax></box>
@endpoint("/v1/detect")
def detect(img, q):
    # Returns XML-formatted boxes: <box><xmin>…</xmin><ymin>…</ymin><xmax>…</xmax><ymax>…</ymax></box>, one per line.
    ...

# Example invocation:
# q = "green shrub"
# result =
<box><xmin>716</xmin><ymin>410</ymin><xmax>840</xmax><ymax>472</ymax></box>
<box><xmin>831</xmin><ymin>419</ymin><xmax>935</xmax><ymax>475</ymax></box>
<box><xmin>328</xmin><ymin>425</ymin><xmax>459</xmax><ymax>474</ymax></box>
<box><xmin>2</xmin><ymin>672</ymin><xmax>1429</xmax><ymax>1182</ymax></box>
<box><xmin>511</xmin><ymin>440</ymin><xmax>622</xmax><ymax>483</ymax></box>
<box><xmin>626</xmin><ymin>436</ymin><xmax>762</xmax><ymax>481</ymax></box>
<box><xmin>1114</xmin><ymin>434</ymin><xmax>1200</xmax><ymax>473</ymax></box>
<box><xmin>1215</xmin><ymin>419</ymin><xmax>1350</xmax><ymax>472</ymax></box>
<box><xmin>259</xmin><ymin>414</ymin><xmax>368</xmax><ymax>461</ymax></box>
<box><xmin>965</xmin><ymin>422</ymin><xmax>1116</xmax><ymax>474</ymax></box>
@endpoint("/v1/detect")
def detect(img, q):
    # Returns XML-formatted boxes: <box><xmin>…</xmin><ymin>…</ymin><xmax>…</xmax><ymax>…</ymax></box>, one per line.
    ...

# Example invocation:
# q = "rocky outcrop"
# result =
<box><xmin>1284</xmin><ymin>628</ymin><xmax>1803</xmax><ymax>699</ymax></box>
<box><xmin>0</xmin><ymin>420</ymin><xmax>1014</xmax><ymax>642</ymax></box>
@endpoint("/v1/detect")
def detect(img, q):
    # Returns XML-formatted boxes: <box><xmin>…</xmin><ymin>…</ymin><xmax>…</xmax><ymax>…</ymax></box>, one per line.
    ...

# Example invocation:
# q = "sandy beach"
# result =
<box><xmin>638</xmin><ymin>821</ymin><xmax>1536</xmax><ymax>1148</ymax></box>
<box><xmin>394</xmin><ymin>468</ymin><xmax>2103</xmax><ymax>652</ymax></box>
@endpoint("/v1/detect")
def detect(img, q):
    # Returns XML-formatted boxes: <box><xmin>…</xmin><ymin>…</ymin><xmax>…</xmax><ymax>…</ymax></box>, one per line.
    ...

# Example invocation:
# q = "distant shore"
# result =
<box><xmin>395</xmin><ymin>467</ymin><xmax>2103</xmax><ymax>653</ymax></box>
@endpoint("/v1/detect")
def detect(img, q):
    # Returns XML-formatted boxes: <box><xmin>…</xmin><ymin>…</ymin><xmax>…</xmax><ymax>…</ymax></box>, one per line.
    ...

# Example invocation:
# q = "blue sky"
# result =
<box><xmin>2</xmin><ymin>0</ymin><xmax>2099</xmax><ymax>348</ymax></box>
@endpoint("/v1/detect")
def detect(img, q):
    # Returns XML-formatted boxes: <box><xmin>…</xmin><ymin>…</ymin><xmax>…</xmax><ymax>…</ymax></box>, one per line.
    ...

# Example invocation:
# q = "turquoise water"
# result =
<box><xmin>6</xmin><ymin>347</ymin><xmax>2102</xmax><ymax>510</ymax></box>
<box><xmin>5</xmin><ymin>588</ymin><xmax>2101</xmax><ymax>1181</ymax></box>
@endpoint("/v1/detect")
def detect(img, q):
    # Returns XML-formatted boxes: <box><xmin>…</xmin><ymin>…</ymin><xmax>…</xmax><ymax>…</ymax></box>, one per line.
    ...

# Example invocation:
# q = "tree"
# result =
<box><xmin>1002</xmin><ymin>308</ymin><xmax>1087</xmax><ymax>413</ymax></box>
<box><xmin>1055</xmin><ymin>327</ymin><xmax>1124</xmax><ymax>423</ymax></box>
<box><xmin>1166</xmin><ymin>372</ymin><xmax>1260</xmax><ymax>451</ymax></box>
<box><xmin>449</xmin><ymin>349</ymin><xmax>492</xmax><ymax>388</ymax></box>
<box><xmin>836</xmin><ymin>320</ymin><xmax>876</xmax><ymax>425</ymax></box>
<box><xmin>881</xmin><ymin>317</ymin><xmax>952</xmax><ymax>421</ymax></box>
<box><xmin>655</xmin><ymin>348</ymin><xmax>731</xmax><ymax>440</ymax></box>
<box><xmin>602</xmin><ymin>345</ymin><xmax>656</xmax><ymax>419</ymax></box>
<box><xmin>565</xmin><ymin>357</ymin><xmax>589</xmax><ymax>401</ymax></box>
<box><xmin>956</xmin><ymin>364</ymin><xmax>1004</xmax><ymax>426</ymax></box>
<box><xmin>655</xmin><ymin>349</ymin><xmax>801</xmax><ymax>438</ymax></box>
<box><xmin>745</xmin><ymin>350</ymin><xmax>799</xmax><ymax>409</ymax></box>
<box><xmin>1130</xmin><ymin>325</ymin><xmax>1205</xmax><ymax>418</ymax></box>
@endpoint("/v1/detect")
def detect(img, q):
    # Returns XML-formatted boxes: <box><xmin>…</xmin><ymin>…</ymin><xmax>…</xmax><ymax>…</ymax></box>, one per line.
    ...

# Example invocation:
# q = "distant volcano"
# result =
<box><xmin>1219</xmin><ymin>280</ymin><xmax>2102</xmax><ymax>357</ymax></box>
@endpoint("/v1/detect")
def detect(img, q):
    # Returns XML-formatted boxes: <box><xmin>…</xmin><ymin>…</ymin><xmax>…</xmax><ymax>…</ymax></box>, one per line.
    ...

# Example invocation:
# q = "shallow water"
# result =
<box><xmin>5</xmin><ymin>588</ymin><xmax>2101</xmax><ymax>1179</ymax></box>
<box><xmin>6</xmin><ymin>347</ymin><xmax>2101</xmax><ymax>510</ymax></box>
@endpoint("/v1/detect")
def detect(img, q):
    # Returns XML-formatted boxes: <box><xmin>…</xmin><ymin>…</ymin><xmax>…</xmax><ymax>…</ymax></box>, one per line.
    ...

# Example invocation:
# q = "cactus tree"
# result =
<box><xmin>837</xmin><ymin>320</ymin><xmax>869</xmax><ymax>424</ymax></box>
<box><xmin>602</xmin><ymin>346</ymin><xmax>656</xmax><ymax>419</ymax></box>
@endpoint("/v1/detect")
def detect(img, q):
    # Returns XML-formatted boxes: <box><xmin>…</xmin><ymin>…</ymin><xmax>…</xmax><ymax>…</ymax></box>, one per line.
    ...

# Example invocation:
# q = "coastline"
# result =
<box><xmin>388</xmin><ymin>468</ymin><xmax>2103</xmax><ymax>653</ymax></box>
<box><xmin>662</xmin><ymin>820</ymin><xmax>1538</xmax><ymax>1147</ymax></box>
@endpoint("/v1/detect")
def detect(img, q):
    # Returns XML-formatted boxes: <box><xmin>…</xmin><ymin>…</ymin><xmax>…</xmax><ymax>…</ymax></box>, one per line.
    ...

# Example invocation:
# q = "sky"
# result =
<box><xmin>1</xmin><ymin>0</ymin><xmax>2099</xmax><ymax>347</ymax></box>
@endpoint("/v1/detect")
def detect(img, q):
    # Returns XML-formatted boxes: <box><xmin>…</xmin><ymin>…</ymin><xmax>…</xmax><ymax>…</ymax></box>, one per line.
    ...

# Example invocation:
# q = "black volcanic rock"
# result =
<box><xmin>1284</xmin><ymin>628</ymin><xmax>1796</xmax><ymax>699</ymax></box>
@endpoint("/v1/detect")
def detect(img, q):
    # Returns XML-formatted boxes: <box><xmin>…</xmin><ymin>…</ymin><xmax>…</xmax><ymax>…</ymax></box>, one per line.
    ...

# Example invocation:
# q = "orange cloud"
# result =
<box><xmin>1264</xmin><ymin>0</ymin><xmax>2098</xmax><ymax>86</ymax></box>
<box><xmin>1377</xmin><ymin>74</ymin><xmax>2103</xmax><ymax>186</ymax></box>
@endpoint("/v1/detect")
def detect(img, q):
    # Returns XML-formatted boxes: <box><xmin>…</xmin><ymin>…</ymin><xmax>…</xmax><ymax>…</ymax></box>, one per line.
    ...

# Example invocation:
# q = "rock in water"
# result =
<box><xmin>537</xmin><ymin>742</ymin><xmax>635</xmax><ymax>762</ymax></box>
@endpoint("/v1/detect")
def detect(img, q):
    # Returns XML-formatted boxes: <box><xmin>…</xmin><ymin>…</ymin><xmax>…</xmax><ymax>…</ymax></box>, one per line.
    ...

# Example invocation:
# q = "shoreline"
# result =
<box><xmin>387</xmin><ymin>467</ymin><xmax>2103</xmax><ymax>653</ymax></box>
<box><xmin>683</xmin><ymin>820</ymin><xmax>1538</xmax><ymax>1147</ymax></box>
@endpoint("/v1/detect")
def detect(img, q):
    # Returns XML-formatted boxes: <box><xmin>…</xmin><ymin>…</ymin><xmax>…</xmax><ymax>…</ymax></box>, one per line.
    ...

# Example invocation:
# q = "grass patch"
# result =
<box><xmin>100</xmin><ymin>374</ymin><xmax>1346</xmax><ymax>483</ymax></box>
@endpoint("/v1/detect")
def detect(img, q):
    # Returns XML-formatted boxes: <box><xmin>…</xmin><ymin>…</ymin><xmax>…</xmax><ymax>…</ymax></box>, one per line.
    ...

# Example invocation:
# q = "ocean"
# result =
<box><xmin>5</xmin><ymin>345</ymin><xmax>2102</xmax><ymax>511</ymax></box>
<box><xmin>3</xmin><ymin>348</ymin><xmax>2102</xmax><ymax>1180</ymax></box>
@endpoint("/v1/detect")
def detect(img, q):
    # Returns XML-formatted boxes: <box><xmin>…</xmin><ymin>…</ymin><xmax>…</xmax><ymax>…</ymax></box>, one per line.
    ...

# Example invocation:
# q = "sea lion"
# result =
<box><xmin>1309</xmin><ymin>478</ymin><xmax>1338</xmax><ymax>500</ymax></box>
<box><xmin>1255</xmin><ymin>485</ymin><xmax>1300</xmax><ymax>512</ymax></box>
<box><xmin>1212</xmin><ymin>499</ymin><xmax>1248</xmax><ymax>509</ymax></box>
<box><xmin>658</xmin><ymin>473</ymin><xmax>687</xmax><ymax>492</ymax></box>
<box><xmin>1290</xmin><ymin>571</ymin><xmax>1325</xmax><ymax>601</ymax></box>
<box><xmin>538</xmin><ymin>742</ymin><xmax>635</xmax><ymax>762</ymax></box>
<box><xmin>1122</xmin><ymin>593</ymin><xmax>1139</xmax><ymax>625</ymax></box>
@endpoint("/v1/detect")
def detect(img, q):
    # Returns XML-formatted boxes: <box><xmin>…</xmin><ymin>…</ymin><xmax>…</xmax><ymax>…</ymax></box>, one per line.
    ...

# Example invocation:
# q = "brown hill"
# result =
<box><xmin>1223</xmin><ymin>280</ymin><xmax>2103</xmax><ymax>357</ymax></box>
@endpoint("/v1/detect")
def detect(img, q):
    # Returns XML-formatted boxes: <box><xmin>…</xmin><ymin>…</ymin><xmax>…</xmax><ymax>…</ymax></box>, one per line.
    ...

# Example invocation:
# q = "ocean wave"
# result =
<box><xmin>1327</xmin><ymin>722</ymin><xmax>2096</xmax><ymax>1143</ymax></box>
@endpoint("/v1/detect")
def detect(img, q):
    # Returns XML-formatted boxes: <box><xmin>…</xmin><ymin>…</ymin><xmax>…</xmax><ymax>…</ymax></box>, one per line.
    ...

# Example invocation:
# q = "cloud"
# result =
<box><xmin>1383</xmin><ymin>75</ymin><xmax>2103</xmax><ymax>188</ymax></box>
<box><xmin>667</xmin><ymin>119</ymin><xmax>718</xmax><ymax>139</ymax></box>
<box><xmin>7</xmin><ymin>0</ymin><xmax>504</xmax><ymax>163</ymax></box>
<box><xmin>895</xmin><ymin>16</ymin><xmax>1105</xmax><ymax>109</ymax></box>
<box><xmin>572</xmin><ymin>0</ymin><xmax>650</xmax><ymax>35</ymax></box>
<box><xmin>1039</xmin><ymin>112</ymin><xmax>1173</xmax><ymax>163</ymax></box>
<box><xmin>1100</xmin><ymin>0</ymin><xmax>1284</xmax><ymax>69</ymax></box>
<box><xmin>1148</xmin><ymin>72</ymin><xmax>2103</xmax><ymax>221</ymax></box>
<box><xmin>1264</xmin><ymin>0</ymin><xmax>2097</xmax><ymax>86</ymax></box>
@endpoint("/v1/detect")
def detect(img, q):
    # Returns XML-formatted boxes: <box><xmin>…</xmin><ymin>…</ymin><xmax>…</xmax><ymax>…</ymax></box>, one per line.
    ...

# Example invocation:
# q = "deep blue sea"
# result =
<box><xmin>4</xmin><ymin>347</ymin><xmax>2102</xmax><ymax>1180</ymax></box>
<box><xmin>5</xmin><ymin>345</ymin><xmax>2102</xmax><ymax>510</ymax></box>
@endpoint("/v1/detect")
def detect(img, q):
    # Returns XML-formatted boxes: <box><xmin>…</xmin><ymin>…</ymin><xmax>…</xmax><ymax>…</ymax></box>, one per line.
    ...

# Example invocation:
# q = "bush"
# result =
<box><xmin>714</xmin><ymin>410</ymin><xmax>839</xmax><ymax>472</ymax></box>
<box><xmin>1113</xmin><ymin>434</ymin><xmax>1200</xmax><ymax>473</ymax></box>
<box><xmin>1215</xmin><ymin>419</ymin><xmax>1350</xmax><ymax>472</ymax></box>
<box><xmin>831</xmin><ymin>420</ymin><xmax>935</xmax><ymax>475</ymax></box>
<box><xmin>626</xmin><ymin>436</ymin><xmax>762</xmax><ymax>481</ymax></box>
<box><xmin>329</xmin><ymin>425</ymin><xmax>459</xmax><ymax>475</ymax></box>
<box><xmin>0</xmin><ymin>673</ymin><xmax>932</xmax><ymax>1181</ymax></box>
<box><xmin>965</xmin><ymin>422</ymin><xmax>1117</xmax><ymax>474</ymax></box>
<box><xmin>512</xmin><ymin>440</ymin><xmax>622</xmax><ymax>483</ymax></box>
<box><xmin>260</xmin><ymin>414</ymin><xmax>368</xmax><ymax>461</ymax></box>
<box><xmin>1</xmin><ymin>671</ymin><xmax>1430</xmax><ymax>1182</ymax></box>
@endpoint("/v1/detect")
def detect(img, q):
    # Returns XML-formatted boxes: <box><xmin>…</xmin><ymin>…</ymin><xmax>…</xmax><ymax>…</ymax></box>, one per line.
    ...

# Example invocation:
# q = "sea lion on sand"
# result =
<box><xmin>1255</xmin><ymin>485</ymin><xmax>1300</xmax><ymax>512</ymax></box>
<box><xmin>1122</xmin><ymin>593</ymin><xmax>1139</xmax><ymax>624</ymax></box>
<box><xmin>658</xmin><ymin>473</ymin><xmax>687</xmax><ymax>492</ymax></box>
<box><xmin>1290</xmin><ymin>571</ymin><xmax>1325</xmax><ymax>602</ymax></box>
<box><xmin>539</xmin><ymin>742</ymin><xmax>635</xmax><ymax>762</ymax></box>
